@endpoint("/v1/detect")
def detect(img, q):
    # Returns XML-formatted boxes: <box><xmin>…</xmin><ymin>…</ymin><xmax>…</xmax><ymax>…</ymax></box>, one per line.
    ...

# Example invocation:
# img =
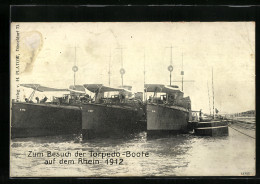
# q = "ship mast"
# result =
<box><xmin>171</xmin><ymin>52</ymin><xmax>194</xmax><ymax>91</ymax></box>
<box><xmin>116</xmin><ymin>47</ymin><xmax>125</xmax><ymax>86</ymax></box>
<box><xmin>172</xmin><ymin>52</ymin><xmax>195</xmax><ymax>91</ymax></box>
<box><xmin>181</xmin><ymin>53</ymin><xmax>184</xmax><ymax>91</ymax></box>
<box><xmin>212</xmin><ymin>67</ymin><xmax>215</xmax><ymax>119</ymax></box>
<box><xmin>72</xmin><ymin>44</ymin><xmax>79</xmax><ymax>88</ymax></box>
<box><xmin>108</xmin><ymin>50</ymin><xmax>111</xmax><ymax>86</ymax></box>
<box><xmin>166</xmin><ymin>45</ymin><xmax>174</xmax><ymax>86</ymax></box>
<box><xmin>106</xmin><ymin>50</ymin><xmax>112</xmax><ymax>98</ymax></box>
<box><xmin>207</xmin><ymin>81</ymin><xmax>212</xmax><ymax>116</ymax></box>
<box><xmin>143</xmin><ymin>48</ymin><xmax>146</xmax><ymax>101</ymax></box>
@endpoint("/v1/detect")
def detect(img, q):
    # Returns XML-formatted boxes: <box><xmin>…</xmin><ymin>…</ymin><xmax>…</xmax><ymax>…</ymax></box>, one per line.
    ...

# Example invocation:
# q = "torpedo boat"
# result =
<box><xmin>11</xmin><ymin>84</ymin><xmax>87</xmax><ymax>138</ymax></box>
<box><xmin>81</xmin><ymin>84</ymin><xmax>145</xmax><ymax>139</ymax></box>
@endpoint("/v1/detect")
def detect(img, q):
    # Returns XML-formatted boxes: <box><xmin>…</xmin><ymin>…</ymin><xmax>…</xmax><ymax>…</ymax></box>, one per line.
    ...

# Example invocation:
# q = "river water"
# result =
<box><xmin>10</xmin><ymin>127</ymin><xmax>255</xmax><ymax>177</ymax></box>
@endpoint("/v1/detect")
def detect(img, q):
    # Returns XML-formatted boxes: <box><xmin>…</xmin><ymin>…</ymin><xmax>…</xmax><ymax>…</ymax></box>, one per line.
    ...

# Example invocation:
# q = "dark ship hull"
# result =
<box><xmin>11</xmin><ymin>102</ymin><xmax>82</xmax><ymax>138</ymax></box>
<box><xmin>82</xmin><ymin>103</ymin><xmax>145</xmax><ymax>139</ymax></box>
<box><xmin>147</xmin><ymin>104</ymin><xmax>190</xmax><ymax>137</ymax></box>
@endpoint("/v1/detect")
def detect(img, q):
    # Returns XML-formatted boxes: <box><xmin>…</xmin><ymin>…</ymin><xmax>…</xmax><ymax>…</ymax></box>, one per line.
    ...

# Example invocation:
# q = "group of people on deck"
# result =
<box><xmin>24</xmin><ymin>96</ymin><xmax>48</xmax><ymax>103</ymax></box>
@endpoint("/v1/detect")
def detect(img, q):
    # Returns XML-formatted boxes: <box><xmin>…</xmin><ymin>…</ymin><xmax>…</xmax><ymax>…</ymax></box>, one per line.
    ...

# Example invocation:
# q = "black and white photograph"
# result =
<box><xmin>10</xmin><ymin>22</ymin><xmax>255</xmax><ymax>177</ymax></box>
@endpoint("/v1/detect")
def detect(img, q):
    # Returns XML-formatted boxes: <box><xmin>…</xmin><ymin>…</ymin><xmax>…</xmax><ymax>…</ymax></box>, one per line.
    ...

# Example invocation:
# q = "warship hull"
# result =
<box><xmin>82</xmin><ymin>103</ymin><xmax>144</xmax><ymax>139</ymax></box>
<box><xmin>11</xmin><ymin>102</ymin><xmax>82</xmax><ymax>138</ymax></box>
<box><xmin>147</xmin><ymin>104</ymin><xmax>190</xmax><ymax>137</ymax></box>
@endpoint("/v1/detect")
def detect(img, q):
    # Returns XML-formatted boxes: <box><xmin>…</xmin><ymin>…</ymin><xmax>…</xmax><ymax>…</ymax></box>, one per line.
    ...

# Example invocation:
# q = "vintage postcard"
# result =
<box><xmin>10</xmin><ymin>22</ymin><xmax>255</xmax><ymax>177</ymax></box>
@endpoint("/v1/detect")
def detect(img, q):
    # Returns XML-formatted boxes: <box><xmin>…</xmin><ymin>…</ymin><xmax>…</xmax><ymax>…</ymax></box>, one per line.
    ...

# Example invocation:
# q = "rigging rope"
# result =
<box><xmin>228</xmin><ymin>124</ymin><xmax>255</xmax><ymax>139</ymax></box>
<box><xmin>231</xmin><ymin>122</ymin><xmax>255</xmax><ymax>130</ymax></box>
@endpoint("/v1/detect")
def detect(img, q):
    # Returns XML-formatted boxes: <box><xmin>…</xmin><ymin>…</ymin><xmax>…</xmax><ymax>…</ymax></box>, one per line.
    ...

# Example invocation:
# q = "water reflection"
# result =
<box><xmin>10</xmin><ymin>128</ymin><xmax>255</xmax><ymax>177</ymax></box>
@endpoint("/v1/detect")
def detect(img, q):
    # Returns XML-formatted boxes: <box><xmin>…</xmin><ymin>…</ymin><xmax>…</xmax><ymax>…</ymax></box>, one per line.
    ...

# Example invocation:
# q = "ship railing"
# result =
<box><xmin>96</xmin><ymin>97</ymin><xmax>142</xmax><ymax>105</ymax></box>
<box><xmin>148</xmin><ymin>99</ymin><xmax>189</xmax><ymax>109</ymax></box>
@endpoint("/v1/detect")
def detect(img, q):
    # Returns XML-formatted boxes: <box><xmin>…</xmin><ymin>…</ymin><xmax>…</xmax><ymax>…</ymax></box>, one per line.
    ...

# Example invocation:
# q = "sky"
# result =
<box><xmin>10</xmin><ymin>22</ymin><xmax>255</xmax><ymax>114</ymax></box>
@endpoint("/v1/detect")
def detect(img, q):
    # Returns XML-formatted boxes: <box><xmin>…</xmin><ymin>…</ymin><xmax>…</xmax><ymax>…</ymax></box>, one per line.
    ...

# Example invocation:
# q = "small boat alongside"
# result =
<box><xmin>193</xmin><ymin>68</ymin><xmax>229</xmax><ymax>137</ymax></box>
<box><xmin>194</xmin><ymin>120</ymin><xmax>229</xmax><ymax>136</ymax></box>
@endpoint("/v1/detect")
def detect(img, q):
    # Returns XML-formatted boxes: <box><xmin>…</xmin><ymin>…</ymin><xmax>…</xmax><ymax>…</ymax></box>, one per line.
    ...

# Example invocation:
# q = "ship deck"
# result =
<box><xmin>85</xmin><ymin>103</ymin><xmax>139</xmax><ymax>111</ymax></box>
<box><xmin>148</xmin><ymin>103</ymin><xmax>189</xmax><ymax>112</ymax></box>
<box><xmin>12</xmin><ymin>102</ymin><xmax>81</xmax><ymax>110</ymax></box>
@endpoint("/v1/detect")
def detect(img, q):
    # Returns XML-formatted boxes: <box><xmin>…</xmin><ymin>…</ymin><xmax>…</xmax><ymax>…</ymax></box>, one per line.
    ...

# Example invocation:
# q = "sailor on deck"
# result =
<box><xmin>35</xmin><ymin>97</ymin><xmax>39</xmax><ymax>103</ymax></box>
<box><xmin>119</xmin><ymin>92</ymin><xmax>126</xmax><ymax>103</ymax></box>
<box><xmin>199</xmin><ymin>109</ymin><xmax>202</xmax><ymax>121</ymax></box>
<box><xmin>40</xmin><ymin>97</ymin><xmax>48</xmax><ymax>103</ymax></box>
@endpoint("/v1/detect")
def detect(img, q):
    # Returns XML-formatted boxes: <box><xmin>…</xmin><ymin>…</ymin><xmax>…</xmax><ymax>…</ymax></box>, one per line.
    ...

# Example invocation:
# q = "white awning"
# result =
<box><xmin>83</xmin><ymin>84</ymin><xmax>132</xmax><ymax>93</ymax></box>
<box><xmin>20</xmin><ymin>84</ymin><xmax>69</xmax><ymax>92</ymax></box>
<box><xmin>144</xmin><ymin>84</ymin><xmax>181</xmax><ymax>94</ymax></box>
